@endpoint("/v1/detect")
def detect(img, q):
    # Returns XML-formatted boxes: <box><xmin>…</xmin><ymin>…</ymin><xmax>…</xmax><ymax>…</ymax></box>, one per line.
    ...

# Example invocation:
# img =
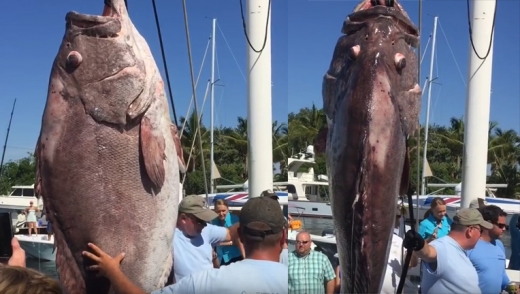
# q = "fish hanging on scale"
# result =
<box><xmin>34</xmin><ymin>0</ymin><xmax>186</xmax><ymax>293</ymax></box>
<box><xmin>321</xmin><ymin>0</ymin><xmax>421</xmax><ymax>293</ymax></box>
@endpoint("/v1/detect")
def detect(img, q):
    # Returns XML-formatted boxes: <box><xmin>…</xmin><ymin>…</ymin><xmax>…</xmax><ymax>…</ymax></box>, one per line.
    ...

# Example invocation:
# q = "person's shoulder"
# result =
<box><xmin>230</xmin><ymin>213</ymin><xmax>239</xmax><ymax>223</ymax></box>
<box><xmin>419</xmin><ymin>218</ymin><xmax>433</xmax><ymax>227</ymax></box>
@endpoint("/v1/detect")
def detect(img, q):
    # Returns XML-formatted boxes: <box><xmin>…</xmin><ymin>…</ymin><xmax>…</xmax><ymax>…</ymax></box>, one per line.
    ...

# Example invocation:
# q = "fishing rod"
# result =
<box><xmin>0</xmin><ymin>98</ymin><xmax>17</xmax><ymax>181</ymax></box>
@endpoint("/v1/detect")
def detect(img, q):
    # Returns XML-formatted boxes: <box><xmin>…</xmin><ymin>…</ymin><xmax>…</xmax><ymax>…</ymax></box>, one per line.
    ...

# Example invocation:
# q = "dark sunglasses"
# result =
<box><xmin>186</xmin><ymin>214</ymin><xmax>207</xmax><ymax>227</ymax></box>
<box><xmin>296</xmin><ymin>240</ymin><xmax>309</xmax><ymax>245</ymax></box>
<box><xmin>496</xmin><ymin>223</ymin><xmax>506</xmax><ymax>229</ymax></box>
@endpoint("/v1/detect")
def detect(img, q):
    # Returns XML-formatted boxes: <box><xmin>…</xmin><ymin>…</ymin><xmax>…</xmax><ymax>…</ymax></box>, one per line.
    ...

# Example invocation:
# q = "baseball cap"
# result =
<box><xmin>179</xmin><ymin>195</ymin><xmax>218</xmax><ymax>222</ymax></box>
<box><xmin>260</xmin><ymin>189</ymin><xmax>278</xmax><ymax>200</ymax></box>
<box><xmin>453</xmin><ymin>208</ymin><xmax>493</xmax><ymax>229</ymax></box>
<box><xmin>239</xmin><ymin>197</ymin><xmax>285</xmax><ymax>240</ymax></box>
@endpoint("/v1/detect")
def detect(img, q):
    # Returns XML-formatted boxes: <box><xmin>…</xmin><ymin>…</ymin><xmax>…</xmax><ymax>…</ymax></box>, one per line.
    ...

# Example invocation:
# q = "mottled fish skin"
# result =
<box><xmin>34</xmin><ymin>1</ymin><xmax>185</xmax><ymax>293</ymax></box>
<box><xmin>322</xmin><ymin>1</ymin><xmax>421</xmax><ymax>293</ymax></box>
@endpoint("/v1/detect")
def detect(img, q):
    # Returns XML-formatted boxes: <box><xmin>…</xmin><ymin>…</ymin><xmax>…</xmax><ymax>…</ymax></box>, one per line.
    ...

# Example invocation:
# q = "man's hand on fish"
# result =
<box><xmin>403</xmin><ymin>230</ymin><xmax>425</xmax><ymax>251</ymax></box>
<box><xmin>82</xmin><ymin>243</ymin><xmax>125</xmax><ymax>278</ymax></box>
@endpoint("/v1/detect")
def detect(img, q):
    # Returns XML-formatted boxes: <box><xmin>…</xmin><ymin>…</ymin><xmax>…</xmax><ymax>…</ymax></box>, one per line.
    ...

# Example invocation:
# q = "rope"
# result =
<box><xmin>239</xmin><ymin>0</ymin><xmax>271</xmax><ymax>53</ymax></box>
<box><xmin>150</xmin><ymin>0</ymin><xmax>179</xmax><ymax>126</ymax></box>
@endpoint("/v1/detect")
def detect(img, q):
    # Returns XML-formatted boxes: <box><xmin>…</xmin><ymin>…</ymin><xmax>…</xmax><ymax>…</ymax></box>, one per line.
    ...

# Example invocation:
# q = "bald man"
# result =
<box><xmin>288</xmin><ymin>231</ymin><xmax>336</xmax><ymax>294</ymax></box>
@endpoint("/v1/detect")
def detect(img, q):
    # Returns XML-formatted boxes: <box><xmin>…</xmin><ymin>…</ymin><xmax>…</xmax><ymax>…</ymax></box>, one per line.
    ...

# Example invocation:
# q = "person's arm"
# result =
<box><xmin>150</xmin><ymin>274</ymin><xmax>197</xmax><ymax>294</ymax></box>
<box><xmin>322</xmin><ymin>256</ymin><xmax>336</xmax><ymax>294</ymax></box>
<box><xmin>334</xmin><ymin>266</ymin><xmax>341</xmax><ymax>293</ymax></box>
<box><xmin>106</xmin><ymin>268</ymin><xmax>148</xmax><ymax>294</ymax></box>
<box><xmin>408</xmin><ymin>250</ymin><xmax>419</xmax><ymax>268</ymax></box>
<box><xmin>501</xmin><ymin>268</ymin><xmax>510</xmax><ymax>291</ymax></box>
<box><xmin>224</xmin><ymin>223</ymin><xmax>246</xmax><ymax>258</ymax></box>
<box><xmin>412</xmin><ymin>242</ymin><xmax>437</xmax><ymax>264</ymax></box>
<box><xmin>209</xmin><ymin>223</ymin><xmax>246</xmax><ymax>259</ymax></box>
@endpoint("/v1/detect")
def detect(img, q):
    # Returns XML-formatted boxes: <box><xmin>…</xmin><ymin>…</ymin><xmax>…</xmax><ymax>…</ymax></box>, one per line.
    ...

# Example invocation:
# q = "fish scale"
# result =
<box><xmin>322</xmin><ymin>1</ymin><xmax>421</xmax><ymax>293</ymax></box>
<box><xmin>34</xmin><ymin>1</ymin><xmax>185</xmax><ymax>293</ymax></box>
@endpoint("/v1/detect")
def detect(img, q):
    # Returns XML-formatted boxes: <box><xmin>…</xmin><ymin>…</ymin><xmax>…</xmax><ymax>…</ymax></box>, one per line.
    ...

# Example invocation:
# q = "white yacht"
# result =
<box><xmin>0</xmin><ymin>185</ymin><xmax>43</xmax><ymax>228</ymax></box>
<box><xmin>14</xmin><ymin>234</ymin><xmax>56</xmax><ymax>262</ymax></box>
<box><xmin>277</xmin><ymin>146</ymin><xmax>332</xmax><ymax>218</ymax></box>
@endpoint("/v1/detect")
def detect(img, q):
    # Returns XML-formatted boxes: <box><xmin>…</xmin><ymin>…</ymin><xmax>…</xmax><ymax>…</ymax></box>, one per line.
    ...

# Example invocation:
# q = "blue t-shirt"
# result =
<box><xmin>152</xmin><ymin>259</ymin><xmax>288</xmax><ymax>294</ymax></box>
<box><xmin>467</xmin><ymin>239</ymin><xmax>509</xmax><ymax>293</ymax></box>
<box><xmin>420</xmin><ymin>236</ymin><xmax>481</xmax><ymax>294</ymax></box>
<box><xmin>173</xmin><ymin>224</ymin><xmax>228</xmax><ymax>281</ymax></box>
<box><xmin>418</xmin><ymin>214</ymin><xmax>452</xmax><ymax>240</ymax></box>
<box><xmin>210</xmin><ymin>213</ymin><xmax>241</xmax><ymax>263</ymax></box>
<box><xmin>509</xmin><ymin>214</ymin><xmax>520</xmax><ymax>270</ymax></box>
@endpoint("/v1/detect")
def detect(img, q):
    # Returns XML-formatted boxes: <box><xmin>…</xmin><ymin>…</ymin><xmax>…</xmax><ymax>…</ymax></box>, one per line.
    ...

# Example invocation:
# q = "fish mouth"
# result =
<box><xmin>65</xmin><ymin>2</ymin><xmax>122</xmax><ymax>37</ymax></box>
<box><xmin>348</xmin><ymin>0</ymin><xmax>418</xmax><ymax>37</ymax></box>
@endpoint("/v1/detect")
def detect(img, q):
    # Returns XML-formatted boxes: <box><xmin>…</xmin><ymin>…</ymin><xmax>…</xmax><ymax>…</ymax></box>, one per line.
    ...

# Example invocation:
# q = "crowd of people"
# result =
<box><xmin>404</xmin><ymin>197</ymin><xmax>520</xmax><ymax>294</ymax></box>
<box><xmin>1</xmin><ymin>193</ymin><xmax>519</xmax><ymax>294</ymax></box>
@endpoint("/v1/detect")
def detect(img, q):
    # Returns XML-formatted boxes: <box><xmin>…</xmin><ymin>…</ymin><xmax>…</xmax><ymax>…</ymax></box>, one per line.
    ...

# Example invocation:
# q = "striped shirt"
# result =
<box><xmin>288</xmin><ymin>250</ymin><xmax>336</xmax><ymax>294</ymax></box>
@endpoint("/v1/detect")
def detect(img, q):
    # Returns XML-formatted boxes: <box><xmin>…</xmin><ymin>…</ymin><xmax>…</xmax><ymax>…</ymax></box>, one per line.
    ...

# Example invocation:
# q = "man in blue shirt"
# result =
<box><xmin>467</xmin><ymin>205</ymin><xmax>510</xmax><ymax>293</ymax></box>
<box><xmin>403</xmin><ymin>208</ymin><xmax>493</xmax><ymax>294</ymax></box>
<box><xmin>82</xmin><ymin>196</ymin><xmax>288</xmax><ymax>294</ymax></box>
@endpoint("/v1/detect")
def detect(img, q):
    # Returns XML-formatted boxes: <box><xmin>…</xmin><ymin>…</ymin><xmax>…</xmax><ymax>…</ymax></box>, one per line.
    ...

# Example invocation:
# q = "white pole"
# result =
<box><xmin>420</xmin><ymin>16</ymin><xmax>438</xmax><ymax>196</ymax></box>
<box><xmin>461</xmin><ymin>0</ymin><xmax>496</xmax><ymax>209</ymax></box>
<box><xmin>246</xmin><ymin>0</ymin><xmax>273</xmax><ymax>198</ymax></box>
<box><xmin>210</xmin><ymin>18</ymin><xmax>216</xmax><ymax>194</ymax></box>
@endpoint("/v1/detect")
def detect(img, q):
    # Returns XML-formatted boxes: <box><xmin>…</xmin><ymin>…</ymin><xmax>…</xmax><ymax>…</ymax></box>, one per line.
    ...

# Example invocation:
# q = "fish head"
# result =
<box><xmin>53</xmin><ymin>0</ymin><xmax>148</xmax><ymax>124</ymax></box>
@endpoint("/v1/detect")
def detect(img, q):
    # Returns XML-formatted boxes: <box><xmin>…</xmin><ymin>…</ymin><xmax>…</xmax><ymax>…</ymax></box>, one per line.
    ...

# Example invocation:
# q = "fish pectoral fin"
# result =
<box><xmin>170</xmin><ymin>123</ymin><xmax>187</xmax><ymax>174</ymax></box>
<box><xmin>140</xmin><ymin>115</ymin><xmax>166</xmax><ymax>189</ymax></box>
<box><xmin>399</xmin><ymin>145</ymin><xmax>411</xmax><ymax>196</ymax></box>
<box><xmin>398</xmin><ymin>84</ymin><xmax>422</xmax><ymax>137</ymax></box>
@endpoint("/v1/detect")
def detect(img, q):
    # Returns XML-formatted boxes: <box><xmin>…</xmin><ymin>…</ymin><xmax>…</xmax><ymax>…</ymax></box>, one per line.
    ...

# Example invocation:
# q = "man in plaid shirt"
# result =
<box><xmin>289</xmin><ymin>231</ymin><xmax>336</xmax><ymax>294</ymax></box>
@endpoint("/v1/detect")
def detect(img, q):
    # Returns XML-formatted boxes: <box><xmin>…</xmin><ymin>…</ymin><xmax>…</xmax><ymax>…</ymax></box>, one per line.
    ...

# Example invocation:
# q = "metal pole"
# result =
<box><xmin>0</xmin><ymin>98</ymin><xmax>17</xmax><ymax>179</ymax></box>
<box><xmin>246</xmin><ymin>0</ymin><xmax>273</xmax><ymax>198</ymax></box>
<box><xmin>210</xmin><ymin>18</ymin><xmax>216</xmax><ymax>194</ymax></box>
<box><xmin>420</xmin><ymin>16</ymin><xmax>438</xmax><ymax>196</ymax></box>
<box><xmin>461</xmin><ymin>0</ymin><xmax>497</xmax><ymax>208</ymax></box>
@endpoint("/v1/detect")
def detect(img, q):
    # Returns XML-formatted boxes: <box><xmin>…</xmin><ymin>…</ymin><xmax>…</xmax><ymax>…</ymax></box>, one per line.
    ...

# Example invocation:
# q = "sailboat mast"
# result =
<box><xmin>210</xmin><ymin>18</ymin><xmax>216</xmax><ymax>194</ymax></box>
<box><xmin>246</xmin><ymin>0</ymin><xmax>273</xmax><ymax>198</ymax></box>
<box><xmin>0</xmin><ymin>98</ymin><xmax>17</xmax><ymax>179</ymax></box>
<box><xmin>461</xmin><ymin>0</ymin><xmax>497</xmax><ymax>208</ymax></box>
<box><xmin>420</xmin><ymin>16</ymin><xmax>438</xmax><ymax>196</ymax></box>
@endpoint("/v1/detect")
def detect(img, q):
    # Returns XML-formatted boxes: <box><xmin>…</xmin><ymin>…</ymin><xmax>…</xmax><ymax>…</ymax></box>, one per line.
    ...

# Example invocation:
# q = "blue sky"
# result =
<box><xmin>0</xmin><ymin>0</ymin><xmax>518</xmax><ymax>162</ymax></box>
<box><xmin>0</xmin><ymin>0</ymin><xmax>289</xmax><ymax>162</ymax></box>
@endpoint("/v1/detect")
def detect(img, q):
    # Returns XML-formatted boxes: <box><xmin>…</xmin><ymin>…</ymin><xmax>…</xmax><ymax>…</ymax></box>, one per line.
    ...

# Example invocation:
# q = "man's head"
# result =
<box><xmin>478</xmin><ymin>205</ymin><xmax>507</xmax><ymax>240</ymax></box>
<box><xmin>449</xmin><ymin>208</ymin><xmax>493</xmax><ymax>249</ymax></box>
<box><xmin>177</xmin><ymin>195</ymin><xmax>218</xmax><ymax>237</ymax></box>
<box><xmin>295</xmin><ymin>231</ymin><xmax>313</xmax><ymax>256</ymax></box>
<box><xmin>238</xmin><ymin>197</ymin><xmax>286</xmax><ymax>257</ymax></box>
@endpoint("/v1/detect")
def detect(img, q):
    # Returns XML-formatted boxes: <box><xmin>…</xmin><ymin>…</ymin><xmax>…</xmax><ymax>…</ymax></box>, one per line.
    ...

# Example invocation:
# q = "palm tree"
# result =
<box><xmin>221</xmin><ymin>117</ymin><xmax>248</xmax><ymax>177</ymax></box>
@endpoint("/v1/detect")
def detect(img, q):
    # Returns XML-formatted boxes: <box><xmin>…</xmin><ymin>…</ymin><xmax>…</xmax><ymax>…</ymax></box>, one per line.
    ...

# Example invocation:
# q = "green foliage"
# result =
<box><xmin>3</xmin><ymin>108</ymin><xmax>519</xmax><ymax>199</ymax></box>
<box><xmin>288</xmin><ymin>106</ymin><xmax>520</xmax><ymax>199</ymax></box>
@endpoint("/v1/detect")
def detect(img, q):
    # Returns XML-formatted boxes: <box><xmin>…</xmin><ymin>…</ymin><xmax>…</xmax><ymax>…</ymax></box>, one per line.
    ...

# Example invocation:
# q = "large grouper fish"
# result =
<box><xmin>34</xmin><ymin>0</ymin><xmax>185</xmax><ymax>293</ymax></box>
<box><xmin>322</xmin><ymin>0</ymin><xmax>421</xmax><ymax>292</ymax></box>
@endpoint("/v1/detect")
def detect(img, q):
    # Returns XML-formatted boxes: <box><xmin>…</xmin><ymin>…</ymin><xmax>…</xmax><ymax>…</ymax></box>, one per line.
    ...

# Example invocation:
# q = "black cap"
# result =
<box><xmin>239</xmin><ymin>197</ymin><xmax>285</xmax><ymax>240</ymax></box>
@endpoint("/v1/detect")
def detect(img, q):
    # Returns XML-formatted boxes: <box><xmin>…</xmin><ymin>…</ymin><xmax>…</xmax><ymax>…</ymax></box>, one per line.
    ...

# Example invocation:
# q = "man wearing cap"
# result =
<box><xmin>403</xmin><ymin>208</ymin><xmax>493</xmax><ymax>294</ymax></box>
<box><xmin>172</xmin><ymin>195</ymin><xmax>245</xmax><ymax>282</ymax></box>
<box><xmin>81</xmin><ymin>196</ymin><xmax>288</xmax><ymax>294</ymax></box>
